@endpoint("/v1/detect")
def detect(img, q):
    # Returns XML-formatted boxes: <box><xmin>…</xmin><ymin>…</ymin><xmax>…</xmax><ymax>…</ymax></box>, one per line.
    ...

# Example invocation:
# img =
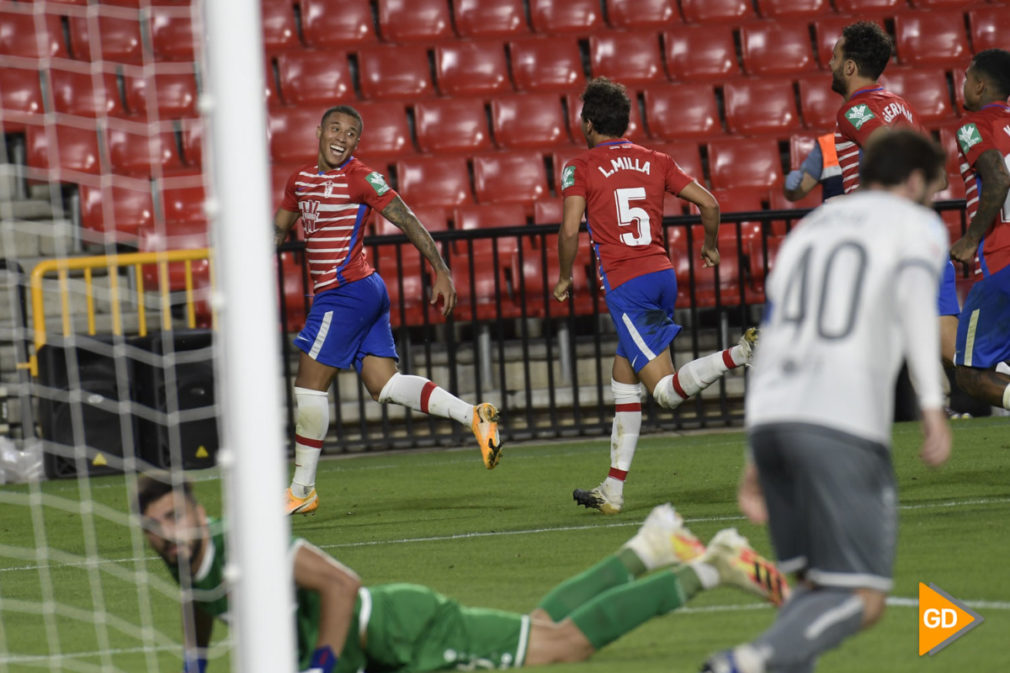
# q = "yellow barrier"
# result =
<box><xmin>21</xmin><ymin>248</ymin><xmax>214</xmax><ymax>376</ymax></box>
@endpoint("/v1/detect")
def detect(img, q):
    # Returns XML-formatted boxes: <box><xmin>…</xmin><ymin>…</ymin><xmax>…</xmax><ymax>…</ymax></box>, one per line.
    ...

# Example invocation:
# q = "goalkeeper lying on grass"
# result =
<box><xmin>135</xmin><ymin>473</ymin><xmax>788</xmax><ymax>673</ymax></box>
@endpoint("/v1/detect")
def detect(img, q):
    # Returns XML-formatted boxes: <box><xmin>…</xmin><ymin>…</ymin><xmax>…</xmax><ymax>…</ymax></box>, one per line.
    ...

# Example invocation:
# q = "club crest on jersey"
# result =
<box><xmin>365</xmin><ymin>172</ymin><xmax>390</xmax><ymax>195</ymax></box>
<box><xmin>299</xmin><ymin>200</ymin><xmax>321</xmax><ymax>235</ymax></box>
<box><xmin>957</xmin><ymin>123</ymin><xmax>982</xmax><ymax>153</ymax></box>
<box><xmin>597</xmin><ymin>156</ymin><xmax>651</xmax><ymax>178</ymax></box>
<box><xmin>562</xmin><ymin>165</ymin><xmax>575</xmax><ymax>190</ymax></box>
<box><xmin>323</xmin><ymin>181</ymin><xmax>333</xmax><ymax>197</ymax></box>
<box><xmin>845</xmin><ymin>104</ymin><xmax>875</xmax><ymax>130</ymax></box>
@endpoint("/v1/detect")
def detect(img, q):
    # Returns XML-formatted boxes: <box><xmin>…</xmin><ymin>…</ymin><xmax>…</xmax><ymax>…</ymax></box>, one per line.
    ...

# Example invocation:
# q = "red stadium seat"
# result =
<box><xmin>271</xmin><ymin>162</ymin><xmax>301</xmax><ymax>212</ymax></box>
<box><xmin>880</xmin><ymin>67</ymin><xmax>955</xmax><ymax>123</ymax></box>
<box><xmin>566</xmin><ymin>92</ymin><xmax>646</xmax><ymax>144</ymax></box>
<box><xmin>68</xmin><ymin>14</ymin><xmax>145</xmax><ymax>64</ymax></box>
<box><xmin>709</xmin><ymin>187</ymin><xmax>767</xmax><ymax>214</ymax></box>
<box><xmin>124</xmin><ymin>69</ymin><xmax>199</xmax><ymax>119</ymax></box>
<box><xmin>589</xmin><ymin>31</ymin><xmax>668</xmax><ymax>87</ymax></box>
<box><xmin>453</xmin><ymin>202</ymin><xmax>525</xmax><ymax>257</ymax></box>
<box><xmin>663</xmin><ymin>26</ymin><xmax>741</xmax><ymax>82</ymax></box>
<box><xmin>895</xmin><ymin>11</ymin><xmax>972</xmax><ymax>68</ymax></box>
<box><xmin>149</xmin><ymin>7</ymin><xmax>194</xmax><ymax>61</ymax></box>
<box><xmin>755</xmin><ymin>0</ymin><xmax>833</xmax><ymax>18</ymax></box>
<box><xmin>160</xmin><ymin>185</ymin><xmax>208</xmax><ymax>227</ymax></box>
<box><xmin>262</xmin><ymin>0</ymin><xmax>301</xmax><ymax>52</ymax></box>
<box><xmin>768</xmin><ymin>184</ymin><xmax>822</xmax><ymax>213</ymax></box>
<box><xmin>357</xmin><ymin>45</ymin><xmax>435</xmax><ymax>100</ymax></box>
<box><xmin>533</xmin><ymin>197</ymin><xmax>564</xmax><ymax>226</ymax></box>
<box><xmin>513</xmin><ymin>234</ymin><xmax>597</xmax><ymax>317</ymax></box>
<box><xmin>78</xmin><ymin>183</ymin><xmax>155</xmax><ymax>244</ymax></box>
<box><xmin>551</xmin><ymin>146</ymin><xmax>585</xmax><ymax>189</ymax></box>
<box><xmin>435</xmin><ymin>40</ymin><xmax>512</xmax><ymax>98</ymax></box>
<box><xmin>969</xmin><ymin>7</ymin><xmax>1010</xmax><ymax>53</ymax></box>
<box><xmin>369</xmin><ymin>246</ymin><xmax>430</xmax><ymax>327</ymax></box>
<box><xmin>26</xmin><ymin>124</ymin><xmax>104</xmax><ymax>178</ymax></box>
<box><xmin>396</xmin><ymin>156</ymin><xmax>473</xmax><ymax>208</ymax></box>
<box><xmin>644</xmin><ymin>85</ymin><xmax>722</xmax><ymax>141</ymax></box>
<box><xmin>746</xmin><ymin>232</ymin><xmax>786</xmax><ymax>302</ymax></box>
<box><xmin>834</xmin><ymin>0</ymin><xmax>908</xmax><ymax>10</ymax></box>
<box><xmin>813</xmin><ymin>16</ymin><xmax>887</xmax><ymax>70</ymax></box>
<box><xmin>797</xmin><ymin>74</ymin><xmax>841</xmax><ymax>131</ymax></box>
<box><xmin>49</xmin><ymin>69</ymin><xmax>127</xmax><ymax>118</ymax></box>
<box><xmin>473</xmin><ymin>151</ymin><xmax>550</xmax><ymax>207</ymax></box>
<box><xmin>671</xmin><ymin>228</ymin><xmax>748</xmax><ymax>307</ymax></box>
<box><xmin>740</xmin><ymin>20</ymin><xmax>819</xmax><ymax>76</ymax></box>
<box><xmin>723</xmin><ymin>78</ymin><xmax>802</xmax><ymax>136</ymax></box>
<box><xmin>0</xmin><ymin>68</ymin><xmax>44</xmax><ymax>131</ymax></box>
<box><xmin>373</xmin><ymin>204</ymin><xmax>450</xmax><ymax>236</ymax></box>
<box><xmin>277</xmin><ymin>251</ymin><xmax>310</xmax><ymax>333</ymax></box>
<box><xmin>138</xmin><ymin>216</ymin><xmax>211</xmax><ymax>294</ymax></box>
<box><xmin>652</xmin><ymin>142</ymin><xmax>705</xmax><ymax>186</ymax></box>
<box><xmin>107</xmin><ymin>127</ymin><xmax>185</xmax><ymax>176</ymax></box>
<box><xmin>449</xmin><ymin>249</ymin><xmax>521</xmax><ymax>321</ymax></box>
<box><xmin>453</xmin><ymin>0</ymin><xmax>529</xmax><ymax>38</ymax></box>
<box><xmin>276</xmin><ymin>50</ymin><xmax>353</xmax><ymax>106</ymax></box>
<box><xmin>0</xmin><ymin>10</ymin><xmax>67</xmax><ymax>59</ymax></box>
<box><xmin>788</xmin><ymin>133</ymin><xmax>820</xmax><ymax>172</ymax></box>
<box><xmin>180</xmin><ymin>117</ymin><xmax>203</xmax><ymax>168</ymax></box>
<box><xmin>509</xmin><ymin>37</ymin><xmax>586</xmax><ymax>93</ymax></box>
<box><xmin>300</xmin><ymin>0</ymin><xmax>377</xmax><ymax>48</ymax></box>
<box><xmin>376</xmin><ymin>0</ymin><xmax>454</xmax><ymax>44</ymax></box>
<box><xmin>529</xmin><ymin>0</ymin><xmax>604</xmax><ymax>35</ymax></box>
<box><xmin>936</xmin><ymin>124</ymin><xmax>964</xmax><ymax>178</ymax></box>
<box><xmin>606</xmin><ymin>0</ymin><xmax>680</xmax><ymax>30</ymax></box>
<box><xmin>707</xmin><ymin>138</ymin><xmax>783</xmax><ymax>190</ymax></box>
<box><xmin>909</xmin><ymin>0</ymin><xmax>979</xmax><ymax>7</ymax></box>
<box><xmin>680</xmin><ymin>0</ymin><xmax>756</xmax><ymax>24</ymax></box>
<box><xmin>414</xmin><ymin>98</ymin><xmax>494</xmax><ymax>154</ymax></box>
<box><xmin>268</xmin><ymin>106</ymin><xmax>322</xmax><ymax>165</ymax></box>
<box><xmin>493</xmin><ymin>94</ymin><xmax>571</xmax><ymax>149</ymax></box>
<box><xmin>353</xmin><ymin>101</ymin><xmax>414</xmax><ymax>164</ymax></box>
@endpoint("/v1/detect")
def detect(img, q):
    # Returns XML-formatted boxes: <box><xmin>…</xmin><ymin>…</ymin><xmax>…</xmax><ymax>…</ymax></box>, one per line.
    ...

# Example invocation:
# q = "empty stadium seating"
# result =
<box><xmin>149</xmin><ymin>7</ymin><xmax>194</xmax><ymax>61</ymax></box>
<box><xmin>605</xmin><ymin>0</ymin><xmax>680</xmax><ymax>30</ymax></box>
<box><xmin>372</xmin><ymin>205</ymin><xmax>450</xmax><ymax>236</ymax></box>
<box><xmin>797</xmin><ymin>74</ymin><xmax>841</xmax><ymax>130</ymax></box>
<box><xmin>453</xmin><ymin>202</ymin><xmax>525</xmax><ymax>256</ymax></box>
<box><xmin>299</xmin><ymin>0</ymin><xmax>377</xmax><ymax>48</ymax></box>
<box><xmin>276</xmin><ymin>50</ymin><xmax>353</xmax><ymax>105</ymax></box>
<box><xmin>509</xmin><ymin>37</ymin><xmax>586</xmax><ymax>92</ymax></box>
<box><xmin>473</xmin><ymin>151</ymin><xmax>550</xmax><ymax>207</ymax></box>
<box><xmin>644</xmin><ymin>85</ymin><xmax>722</xmax><ymax>140</ymax></box>
<box><xmin>357</xmin><ymin>45</ymin><xmax>436</xmax><ymax>100</ymax></box>
<box><xmin>740</xmin><ymin>20</ymin><xmax>819</xmax><ymax>76</ymax></box>
<box><xmin>0</xmin><ymin>68</ymin><xmax>44</xmax><ymax>131</ymax></box>
<box><xmin>833</xmin><ymin>0</ymin><xmax>909</xmax><ymax>11</ymax></box>
<box><xmin>663</xmin><ymin>26</ymin><xmax>741</xmax><ymax>82</ymax></box>
<box><xmin>707</xmin><ymin>138</ymin><xmax>783</xmax><ymax>190</ymax></box>
<box><xmin>369</xmin><ymin>246</ymin><xmax>430</xmax><ymax>327</ymax></box>
<box><xmin>277</xmin><ymin>251</ymin><xmax>310</xmax><ymax>333</ymax></box>
<box><xmin>26</xmin><ymin>124</ymin><xmax>105</xmax><ymax>178</ymax></box>
<box><xmin>529</xmin><ymin>0</ymin><xmax>605</xmax><ymax>35</ymax></box>
<box><xmin>453</xmin><ymin>0</ymin><xmax>529</xmax><ymax>38</ymax></box>
<box><xmin>414</xmin><ymin>98</ymin><xmax>493</xmax><ymax>154</ymax></box>
<box><xmin>492</xmin><ymin>94</ymin><xmax>571</xmax><ymax>149</ymax></box>
<box><xmin>881</xmin><ymin>67</ymin><xmax>955</xmax><ymax>123</ymax></box>
<box><xmin>49</xmin><ymin>69</ymin><xmax>127</xmax><ymax>118</ymax></box>
<box><xmin>755</xmin><ymin>0</ymin><xmax>834</xmax><ymax>17</ymax></box>
<box><xmin>589</xmin><ymin>31</ymin><xmax>668</xmax><ymax>87</ymax></box>
<box><xmin>0</xmin><ymin>10</ymin><xmax>67</xmax><ymax>59</ymax></box>
<box><xmin>969</xmin><ymin>6</ymin><xmax>1010</xmax><ymax>53</ymax></box>
<box><xmin>78</xmin><ymin>183</ymin><xmax>155</xmax><ymax>243</ymax></box>
<box><xmin>723</xmin><ymin>78</ymin><xmax>802</xmax><ymax>136</ymax></box>
<box><xmin>68</xmin><ymin>14</ymin><xmax>145</xmax><ymax>64</ymax></box>
<box><xmin>262</xmin><ymin>0</ymin><xmax>301</xmax><ymax>52</ymax></box>
<box><xmin>353</xmin><ymin>101</ymin><xmax>415</xmax><ymax>165</ymax></box>
<box><xmin>377</xmin><ymin>0</ymin><xmax>454</xmax><ymax>44</ymax></box>
<box><xmin>396</xmin><ymin>156</ymin><xmax>473</xmax><ymax>208</ymax></box>
<box><xmin>651</xmin><ymin>142</ymin><xmax>705</xmax><ymax>185</ymax></box>
<box><xmin>124</xmin><ymin>69</ymin><xmax>199</xmax><ymax>119</ymax></box>
<box><xmin>450</xmin><ymin>249</ymin><xmax>520</xmax><ymax>321</ymax></box>
<box><xmin>533</xmin><ymin>197</ymin><xmax>564</xmax><ymax>226</ymax></box>
<box><xmin>513</xmin><ymin>233</ymin><xmax>597</xmax><ymax>317</ymax></box>
<box><xmin>680</xmin><ymin>0</ymin><xmax>756</xmax><ymax>23</ymax></box>
<box><xmin>894</xmin><ymin>11</ymin><xmax>972</xmax><ymax>67</ymax></box>
<box><xmin>180</xmin><ymin>118</ymin><xmax>203</xmax><ymax>168</ymax></box>
<box><xmin>435</xmin><ymin>40</ymin><xmax>512</xmax><ymax>97</ymax></box>
<box><xmin>107</xmin><ymin>128</ymin><xmax>185</xmax><ymax>176</ymax></box>
<box><xmin>268</xmin><ymin>106</ymin><xmax>323</xmax><ymax>165</ymax></box>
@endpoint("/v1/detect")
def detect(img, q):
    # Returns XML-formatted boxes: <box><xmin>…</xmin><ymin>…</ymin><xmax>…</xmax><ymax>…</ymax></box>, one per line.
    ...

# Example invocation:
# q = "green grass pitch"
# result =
<box><xmin>0</xmin><ymin>417</ymin><xmax>1006</xmax><ymax>672</ymax></box>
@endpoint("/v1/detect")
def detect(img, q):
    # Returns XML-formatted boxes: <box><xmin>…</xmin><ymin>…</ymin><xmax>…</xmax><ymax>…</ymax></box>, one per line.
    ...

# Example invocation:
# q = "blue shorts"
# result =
<box><xmin>937</xmin><ymin>260</ymin><xmax>959</xmax><ymax>317</ymax></box>
<box><xmin>954</xmin><ymin>264</ymin><xmax>1010</xmax><ymax>369</ymax></box>
<box><xmin>606</xmin><ymin>269</ymin><xmax>682</xmax><ymax>373</ymax></box>
<box><xmin>294</xmin><ymin>273</ymin><xmax>398</xmax><ymax>373</ymax></box>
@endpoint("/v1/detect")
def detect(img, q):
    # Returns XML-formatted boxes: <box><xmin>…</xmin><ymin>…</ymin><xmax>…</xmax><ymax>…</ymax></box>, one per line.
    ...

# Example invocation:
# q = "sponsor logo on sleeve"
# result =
<box><xmin>845</xmin><ymin>104</ymin><xmax>875</xmax><ymax>130</ymax></box>
<box><xmin>365</xmin><ymin>171</ymin><xmax>390</xmax><ymax>195</ymax></box>
<box><xmin>956</xmin><ymin>123</ymin><xmax>982</xmax><ymax>154</ymax></box>
<box><xmin>561</xmin><ymin>165</ymin><xmax>576</xmax><ymax>190</ymax></box>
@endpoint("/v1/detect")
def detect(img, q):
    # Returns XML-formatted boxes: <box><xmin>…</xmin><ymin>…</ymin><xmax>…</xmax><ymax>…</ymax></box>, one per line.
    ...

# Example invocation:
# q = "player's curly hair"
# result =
<box><xmin>135</xmin><ymin>472</ymin><xmax>195</xmax><ymax>516</ymax></box>
<box><xmin>320</xmin><ymin>105</ymin><xmax>363</xmax><ymax>132</ymax></box>
<box><xmin>840</xmin><ymin>22</ymin><xmax>893</xmax><ymax>81</ymax></box>
<box><xmin>971</xmin><ymin>49</ymin><xmax>1010</xmax><ymax>98</ymax></box>
<box><xmin>860</xmin><ymin>128</ymin><xmax>945</xmax><ymax>187</ymax></box>
<box><xmin>580</xmin><ymin>77</ymin><xmax>630</xmax><ymax>138</ymax></box>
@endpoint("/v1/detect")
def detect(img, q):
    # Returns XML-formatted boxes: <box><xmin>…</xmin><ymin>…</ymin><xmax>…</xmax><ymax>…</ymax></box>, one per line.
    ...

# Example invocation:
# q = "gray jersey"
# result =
<box><xmin>746</xmin><ymin>190</ymin><xmax>948</xmax><ymax>444</ymax></box>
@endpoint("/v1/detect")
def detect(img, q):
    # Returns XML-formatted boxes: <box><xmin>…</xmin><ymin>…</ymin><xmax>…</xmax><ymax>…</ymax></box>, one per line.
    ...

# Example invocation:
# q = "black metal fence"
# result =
<box><xmin>276</xmin><ymin>200</ymin><xmax>968</xmax><ymax>454</ymax></box>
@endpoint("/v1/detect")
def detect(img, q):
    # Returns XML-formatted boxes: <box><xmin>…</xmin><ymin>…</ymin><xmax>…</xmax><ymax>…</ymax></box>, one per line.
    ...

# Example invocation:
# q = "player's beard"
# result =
<box><xmin>830</xmin><ymin>68</ymin><xmax>847</xmax><ymax>96</ymax></box>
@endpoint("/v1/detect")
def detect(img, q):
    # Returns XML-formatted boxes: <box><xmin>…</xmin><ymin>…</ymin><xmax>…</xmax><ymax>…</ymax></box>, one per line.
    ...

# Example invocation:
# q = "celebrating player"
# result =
<box><xmin>134</xmin><ymin>473</ymin><xmax>788</xmax><ymax>673</ymax></box>
<box><xmin>554</xmin><ymin>78</ymin><xmax>757</xmax><ymax>515</ymax></box>
<box><xmin>702</xmin><ymin>129</ymin><xmax>952</xmax><ymax>673</ymax></box>
<box><xmin>273</xmin><ymin>106</ymin><xmax>501</xmax><ymax>515</ymax></box>
<box><xmin>949</xmin><ymin>49</ymin><xmax>1010</xmax><ymax>412</ymax></box>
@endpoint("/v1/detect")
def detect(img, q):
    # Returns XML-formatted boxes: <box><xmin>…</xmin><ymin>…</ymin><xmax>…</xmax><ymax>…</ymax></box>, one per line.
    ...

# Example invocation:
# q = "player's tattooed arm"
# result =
<box><xmin>952</xmin><ymin>148</ymin><xmax>1010</xmax><ymax>266</ymax></box>
<box><xmin>274</xmin><ymin>208</ymin><xmax>300</xmax><ymax>247</ymax></box>
<box><xmin>381</xmin><ymin>196</ymin><xmax>450</xmax><ymax>274</ymax></box>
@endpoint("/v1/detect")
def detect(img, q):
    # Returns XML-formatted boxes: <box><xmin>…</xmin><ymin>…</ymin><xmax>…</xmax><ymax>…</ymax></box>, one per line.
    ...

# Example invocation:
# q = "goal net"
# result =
<box><xmin>0</xmin><ymin>1</ymin><xmax>292</xmax><ymax>671</ymax></box>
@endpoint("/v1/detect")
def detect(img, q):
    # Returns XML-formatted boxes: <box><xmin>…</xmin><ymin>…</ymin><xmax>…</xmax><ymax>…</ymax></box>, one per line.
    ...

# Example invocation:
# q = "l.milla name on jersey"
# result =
<box><xmin>597</xmin><ymin>156</ymin><xmax>651</xmax><ymax>178</ymax></box>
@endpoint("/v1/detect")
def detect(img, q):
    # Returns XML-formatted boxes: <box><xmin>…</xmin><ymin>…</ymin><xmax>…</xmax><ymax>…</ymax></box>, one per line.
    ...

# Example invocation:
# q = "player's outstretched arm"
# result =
<box><xmin>274</xmin><ymin>208</ymin><xmax>300</xmax><ymax>247</ymax></box>
<box><xmin>554</xmin><ymin>195</ymin><xmax>586</xmax><ymax>302</ymax></box>
<box><xmin>381</xmin><ymin>196</ymin><xmax>456</xmax><ymax>316</ymax></box>
<box><xmin>677</xmin><ymin>182</ymin><xmax>720</xmax><ymax>267</ymax></box>
<box><xmin>293</xmin><ymin>541</ymin><xmax>362</xmax><ymax>672</ymax></box>
<box><xmin>952</xmin><ymin>149</ymin><xmax>1010</xmax><ymax>266</ymax></box>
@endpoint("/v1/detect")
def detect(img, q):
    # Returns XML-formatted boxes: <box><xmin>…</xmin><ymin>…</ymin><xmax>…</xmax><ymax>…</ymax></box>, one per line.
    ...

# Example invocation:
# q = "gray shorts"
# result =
<box><xmin>749</xmin><ymin>422</ymin><xmax>896</xmax><ymax>592</ymax></box>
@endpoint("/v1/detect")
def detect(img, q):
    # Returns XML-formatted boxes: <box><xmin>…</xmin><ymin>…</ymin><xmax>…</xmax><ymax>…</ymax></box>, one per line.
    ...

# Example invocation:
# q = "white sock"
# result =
<box><xmin>291</xmin><ymin>387</ymin><xmax>329</xmax><ymax>498</ymax></box>
<box><xmin>378</xmin><ymin>372</ymin><xmax>474</xmax><ymax>425</ymax></box>
<box><xmin>606</xmin><ymin>379</ymin><xmax>642</xmax><ymax>497</ymax></box>
<box><xmin>996</xmin><ymin>361</ymin><xmax>1010</xmax><ymax>375</ymax></box>
<box><xmin>652</xmin><ymin>349</ymin><xmax>734</xmax><ymax>409</ymax></box>
<box><xmin>1003</xmin><ymin>382</ymin><xmax>1010</xmax><ymax>410</ymax></box>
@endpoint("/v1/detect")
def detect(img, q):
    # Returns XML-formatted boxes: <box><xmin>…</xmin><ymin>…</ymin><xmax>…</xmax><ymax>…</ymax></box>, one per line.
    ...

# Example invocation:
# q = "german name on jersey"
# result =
<box><xmin>562</xmin><ymin>140</ymin><xmax>694</xmax><ymax>292</ymax></box>
<box><xmin>955</xmin><ymin>102</ymin><xmax>1010</xmax><ymax>276</ymax></box>
<box><xmin>834</xmin><ymin>87</ymin><xmax>924</xmax><ymax>194</ymax></box>
<box><xmin>746</xmin><ymin>192</ymin><xmax>948</xmax><ymax>445</ymax></box>
<box><xmin>281</xmin><ymin>158</ymin><xmax>397</xmax><ymax>293</ymax></box>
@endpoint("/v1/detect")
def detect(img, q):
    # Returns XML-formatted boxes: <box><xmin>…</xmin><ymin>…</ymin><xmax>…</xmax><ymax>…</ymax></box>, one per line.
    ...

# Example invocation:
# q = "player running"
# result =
<box><xmin>274</xmin><ymin>106</ymin><xmax>501</xmax><ymax>516</ymax></box>
<box><xmin>554</xmin><ymin>78</ymin><xmax>757</xmax><ymax>515</ymax></box>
